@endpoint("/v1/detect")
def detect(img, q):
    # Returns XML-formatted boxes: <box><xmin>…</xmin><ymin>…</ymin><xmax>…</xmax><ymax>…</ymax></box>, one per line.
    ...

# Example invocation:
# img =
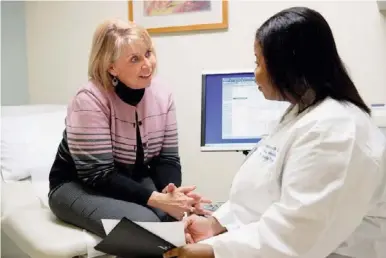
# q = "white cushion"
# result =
<box><xmin>1</xmin><ymin>105</ymin><xmax>67</xmax><ymax>181</ymax></box>
<box><xmin>1</xmin><ymin>180</ymin><xmax>107</xmax><ymax>258</ymax></box>
<box><xmin>1</xmin><ymin>208</ymin><xmax>88</xmax><ymax>258</ymax></box>
<box><xmin>1</xmin><ymin>180</ymin><xmax>43</xmax><ymax>218</ymax></box>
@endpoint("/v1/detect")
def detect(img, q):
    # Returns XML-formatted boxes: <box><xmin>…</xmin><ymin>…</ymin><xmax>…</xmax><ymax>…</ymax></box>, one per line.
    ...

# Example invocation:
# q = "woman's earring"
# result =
<box><xmin>112</xmin><ymin>76</ymin><xmax>118</xmax><ymax>87</ymax></box>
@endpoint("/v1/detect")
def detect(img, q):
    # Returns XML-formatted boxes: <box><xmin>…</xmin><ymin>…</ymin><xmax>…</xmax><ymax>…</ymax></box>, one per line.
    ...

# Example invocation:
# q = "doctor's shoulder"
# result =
<box><xmin>252</xmin><ymin>100</ymin><xmax>358</xmax><ymax>155</ymax></box>
<box><xmin>293</xmin><ymin>98</ymin><xmax>385</xmax><ymax>159</ymax></box>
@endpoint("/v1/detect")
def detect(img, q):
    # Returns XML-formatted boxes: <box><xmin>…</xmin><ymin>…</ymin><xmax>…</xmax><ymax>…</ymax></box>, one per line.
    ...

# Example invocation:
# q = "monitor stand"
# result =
<box><xmin>242</xmin><ymin>150</ymin><xmax>250</xmax><ymax>156</ymax></box>
<box><xmin>235</xmin><ymin>150</ymin><xmax>250</xmax><ymax>156</ymax></box>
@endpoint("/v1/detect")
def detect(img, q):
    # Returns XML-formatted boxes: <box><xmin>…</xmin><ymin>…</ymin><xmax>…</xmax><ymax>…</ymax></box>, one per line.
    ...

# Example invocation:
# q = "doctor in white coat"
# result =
<box><xmin>164</xmin><ymin>6</ymin><xmax>386</xmax><ymax>258</ymax></box>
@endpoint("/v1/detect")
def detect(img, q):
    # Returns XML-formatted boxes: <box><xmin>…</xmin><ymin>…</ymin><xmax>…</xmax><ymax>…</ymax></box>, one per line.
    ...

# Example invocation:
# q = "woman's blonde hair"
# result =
<box><xmin>88</xmin><ymin>18</ymin><xmax>153</xmax><ymax>90</ymax></box>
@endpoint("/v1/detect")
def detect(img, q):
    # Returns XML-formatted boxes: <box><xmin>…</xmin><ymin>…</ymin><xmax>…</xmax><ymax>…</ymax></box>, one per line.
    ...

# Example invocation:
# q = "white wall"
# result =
<box><xmin>1</xmin><ymin>1</ymin><xmax>29</xmax><ymax>106</ymax></box>
<box><xmin>25</xmin><ymin>1</ymin><xmax>386</xmax><ymax>201</ymax></box>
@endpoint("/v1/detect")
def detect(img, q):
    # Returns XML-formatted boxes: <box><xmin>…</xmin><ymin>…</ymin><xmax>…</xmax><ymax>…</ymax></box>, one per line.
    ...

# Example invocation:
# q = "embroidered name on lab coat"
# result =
<box><xmin>257</xmin><ymin>144</ymin><xmax>278</xmax><ymax>163</ymax></box>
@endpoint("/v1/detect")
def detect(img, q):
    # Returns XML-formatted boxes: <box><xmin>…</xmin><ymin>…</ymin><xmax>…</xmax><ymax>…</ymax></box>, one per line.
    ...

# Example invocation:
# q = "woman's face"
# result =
<box><xmin>254</xmin><ymin>41</ymin><xmax>279</xmax><ymax>100</ymax></box>
<box><xmin>109</xmin><ymin>41</ymin><xmax>156</xmax><ymax>89</ymax></box>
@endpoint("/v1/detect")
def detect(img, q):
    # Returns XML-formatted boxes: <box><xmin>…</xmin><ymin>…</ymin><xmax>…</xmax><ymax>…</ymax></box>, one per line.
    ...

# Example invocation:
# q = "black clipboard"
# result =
<box><xmin>94</xmin><ymin>217</ymin><xmax>176</xmax><ymax>258</ymax></box>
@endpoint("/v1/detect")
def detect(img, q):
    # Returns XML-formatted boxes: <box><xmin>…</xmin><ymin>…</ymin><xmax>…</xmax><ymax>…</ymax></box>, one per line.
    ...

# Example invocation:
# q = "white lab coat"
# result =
<box><xmin>204</xmin><ymin>97</ymin><xmax>386</xmax><ymax>258</ymax></box>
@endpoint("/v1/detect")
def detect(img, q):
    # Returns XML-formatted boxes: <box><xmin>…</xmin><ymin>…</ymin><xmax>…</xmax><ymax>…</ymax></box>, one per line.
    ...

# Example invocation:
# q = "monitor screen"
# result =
<box><xmin>200</xmin><ymin>71</ymin><xmax>290</xmax><ymax>151</ymax></box>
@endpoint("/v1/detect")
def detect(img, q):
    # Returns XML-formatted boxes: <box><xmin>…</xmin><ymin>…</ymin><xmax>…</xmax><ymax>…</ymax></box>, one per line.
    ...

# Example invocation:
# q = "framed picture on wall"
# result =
<box><xmin>128</xmin><ymin>0</ymin><xmax>228</xmax><ymax>34</ymax></box>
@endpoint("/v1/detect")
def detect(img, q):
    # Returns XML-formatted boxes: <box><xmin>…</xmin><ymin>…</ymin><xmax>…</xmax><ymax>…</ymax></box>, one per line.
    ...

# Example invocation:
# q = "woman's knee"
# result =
<box><xmin>48</xmin><ymin>185</ymin><xmax>70</xmax><ymax>219</ymax></box>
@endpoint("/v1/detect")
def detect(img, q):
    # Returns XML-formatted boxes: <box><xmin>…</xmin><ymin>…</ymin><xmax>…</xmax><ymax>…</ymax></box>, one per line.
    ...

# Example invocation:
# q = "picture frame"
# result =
<box><xmin>128</xmin><ymin>0</ymin><xmax>228</xmax><ymax>34</ymax></box>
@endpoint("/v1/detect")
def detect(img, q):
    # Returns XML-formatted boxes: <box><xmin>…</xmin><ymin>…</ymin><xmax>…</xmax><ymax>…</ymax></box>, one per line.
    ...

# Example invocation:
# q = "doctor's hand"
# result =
<box><xmin>184</xmin><ymin>214</ymin><xmax>226</xmax><ymax>243</ymax></box>
<box><xmin>163</xmin><ymin>183</ymin><xmax>213</xmax><ymax>216</ymax></box>
<box><xmin>163</xmin><ymin>244</ymin><xmax>214</xmax><ymax>258</ymax></box>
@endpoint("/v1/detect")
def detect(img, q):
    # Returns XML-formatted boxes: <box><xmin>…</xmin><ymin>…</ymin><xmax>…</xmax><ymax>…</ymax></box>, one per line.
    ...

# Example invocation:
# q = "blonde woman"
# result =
<box><xmin>48</xmin><ymin>19</ymin><xmax>209</xmax><ymax>238</ymax></box>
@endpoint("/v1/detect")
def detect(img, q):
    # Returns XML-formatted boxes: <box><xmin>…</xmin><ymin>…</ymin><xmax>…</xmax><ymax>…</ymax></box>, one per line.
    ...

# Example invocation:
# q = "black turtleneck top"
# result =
<box><xmin>115</xmin><ymin>80</ymin><xmax>147</xmax><ymax>180</ymax></box>
<box><xmin>48</xmin><ymin>81</ymin><xmax>182</xmax><ymax>205</ymax></box>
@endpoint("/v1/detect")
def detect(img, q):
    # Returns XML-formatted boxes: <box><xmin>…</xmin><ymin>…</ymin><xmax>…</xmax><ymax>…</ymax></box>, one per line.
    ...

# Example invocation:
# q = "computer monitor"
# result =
<box><xmin>200</xmin><ymin>70</ymin><xmax>290</xmax><ymax>152</ymax></box>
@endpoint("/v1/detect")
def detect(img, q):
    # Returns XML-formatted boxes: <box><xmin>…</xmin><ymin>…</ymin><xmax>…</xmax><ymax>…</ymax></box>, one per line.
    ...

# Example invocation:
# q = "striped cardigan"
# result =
<box><xmin>48</xmin><ymin>78</ymin><xmax>181</xmax><ymax>204</ymax></box>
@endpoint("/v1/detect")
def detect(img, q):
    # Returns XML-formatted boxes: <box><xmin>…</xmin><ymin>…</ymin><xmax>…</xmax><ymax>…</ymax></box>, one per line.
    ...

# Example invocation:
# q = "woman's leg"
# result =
<box><xmin>48</xmin><ymin>181</ymin><xmax>161</xmax><ymax>238</ymax></box>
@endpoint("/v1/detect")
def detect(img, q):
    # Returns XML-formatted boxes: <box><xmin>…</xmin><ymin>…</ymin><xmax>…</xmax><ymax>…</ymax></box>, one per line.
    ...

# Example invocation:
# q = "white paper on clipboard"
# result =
<box><xmin>101</xmin><ymin>219</ymin><xmax>186</xmax><ymax>247</ymax></box>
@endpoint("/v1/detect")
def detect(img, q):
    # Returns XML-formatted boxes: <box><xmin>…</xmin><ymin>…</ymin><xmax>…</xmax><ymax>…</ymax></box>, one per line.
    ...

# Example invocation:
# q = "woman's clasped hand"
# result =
<box><xmin>148</xmin><ymin>183</ymin><xmax>213</xmax><ymax>220</ymax></box>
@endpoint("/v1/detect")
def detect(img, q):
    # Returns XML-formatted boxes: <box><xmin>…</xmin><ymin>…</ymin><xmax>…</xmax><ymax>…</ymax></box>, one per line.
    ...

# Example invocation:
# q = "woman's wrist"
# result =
<box><xmin>147</xmin><ymin>191</ymin><xmax>164</xmax><ymax>208</ymax></box>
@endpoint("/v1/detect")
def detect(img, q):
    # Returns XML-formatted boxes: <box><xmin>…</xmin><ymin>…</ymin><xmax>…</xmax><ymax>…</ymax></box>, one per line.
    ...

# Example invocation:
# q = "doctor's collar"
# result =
<box><xmin>297</xmin><ymin>88</ymin><xmax>316</xmax><ymax>113</ymax></box>
<box><xmin>279</xmin><ymin>88</ymin><xmax>316</xmax><ymax>123</ymax></box>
